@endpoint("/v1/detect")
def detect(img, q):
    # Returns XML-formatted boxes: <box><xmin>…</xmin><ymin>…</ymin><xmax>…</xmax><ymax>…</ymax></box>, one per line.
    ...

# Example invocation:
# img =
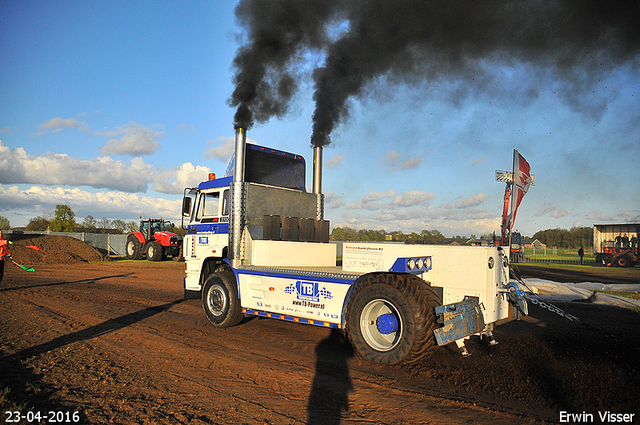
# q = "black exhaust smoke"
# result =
<box><xmin>229</xmin><ymin>0</ymin><xmax>640</xmax><ymax>146</ymax></box>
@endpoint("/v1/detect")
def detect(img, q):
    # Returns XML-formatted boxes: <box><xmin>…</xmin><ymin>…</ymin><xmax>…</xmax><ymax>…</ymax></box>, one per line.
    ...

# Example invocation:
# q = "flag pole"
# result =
<box><xmin>509</xmin><ymin>149</ymin><xmax>517</xmax><ymax>251</ymax></box>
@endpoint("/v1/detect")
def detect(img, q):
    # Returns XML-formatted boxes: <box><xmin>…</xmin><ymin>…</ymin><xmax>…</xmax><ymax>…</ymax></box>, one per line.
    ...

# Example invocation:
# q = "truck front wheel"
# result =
<box><xmin>202</xmin><ymin>272</ymin><xmax>243</xmax><ymax>328</ymax></box>
<box><xmin>346</xmin><ymin>273</ymin><xmax>441</xmax><ymax>365</ymax></box>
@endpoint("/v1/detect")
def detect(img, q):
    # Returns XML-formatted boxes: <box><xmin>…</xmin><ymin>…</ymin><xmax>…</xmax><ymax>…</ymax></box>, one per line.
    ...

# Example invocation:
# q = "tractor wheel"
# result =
<box><xmin>126</xmin><ymin>235</ymin><xmax>142</xmax><ymax>260</ymax></box>
<box><xmin>616</xmin><ymin>255</ymin><xmax>631</xmax><ymax>268</ymax></box>
<box><xmin>346</xmin><ymin>273</ymin><xmax>441</xmax><ymax>365</ymax></box>
<box><xmin>146</xmin><ymin>241</ymin><xmax>164</xmax><ymax>261</ymax></box>
<box><xmin>202</xmin><ymin>271</ymin><xmax>243</xmax><ymax>328</ymax></box>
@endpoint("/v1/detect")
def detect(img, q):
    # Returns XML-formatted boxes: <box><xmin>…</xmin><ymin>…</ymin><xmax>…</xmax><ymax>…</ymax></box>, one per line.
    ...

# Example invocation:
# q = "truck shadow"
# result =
<box><xmin>0</xmin><ymin>273</ymin><xmax>135</xmax><ymax>292</ymax></box>
<box><xmin>0</xmin><ymin>299</ymin><xmax>184</xmax><ymax>418</ymax></box>
<box><xmin>307</xmin><ymin>329</ymin><xmax>354</xmax><ymax>425</ymax></box>
<box><xmin>3</xmin><ymin>299</ymin><xmax>184</xmax><ymax>362</ymax></box>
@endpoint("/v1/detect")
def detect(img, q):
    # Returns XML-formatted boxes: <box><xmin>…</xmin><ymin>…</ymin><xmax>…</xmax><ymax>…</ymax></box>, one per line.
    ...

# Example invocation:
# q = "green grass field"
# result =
<box><xmin>522</xmin><ymin>247</ymin><xmax>598</xmax><ymax>264</ymax></box>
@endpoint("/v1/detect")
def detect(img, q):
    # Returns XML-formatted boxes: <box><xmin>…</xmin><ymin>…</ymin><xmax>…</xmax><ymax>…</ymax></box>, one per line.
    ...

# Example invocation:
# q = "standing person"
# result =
<box><xmin>578</xmin><ymin>246</ymin><xmax>584</xmax><ymax>265</ymax></box>
<box><xmin>622</xmin><ymin>234</ymin><xmax>629</xmax><ymax>249</ymax></box>
<box><xmin>615</xmin><ymin>234</ymin><xmax>622</xmax><ymax>251</ymax></box>
<box><xmin>0</xmin><ymin>230</ymin><xmax>9</xmax><ymax>284</ymax></box>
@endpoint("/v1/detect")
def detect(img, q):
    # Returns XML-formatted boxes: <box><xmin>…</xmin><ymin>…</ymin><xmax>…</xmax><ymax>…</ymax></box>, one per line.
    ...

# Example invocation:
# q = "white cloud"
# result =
<box><xmin>152</xmin><ymin>162</ymin><xmax>212</xmax><ymax>194</ymax></box>
<box><xmin>472</xmin><ymin>156</ymin><xmax>487</xmax><ymax>166</ymax></box>
<box><xmin>177</xmin><ymin>124</ymin><xmax>197</xmax><ymax>133</ymax></box>
<box><xmin>39</xmin><ymin>117</ymin><xmax>83</xmax><ymax>132</ymax></box>
<box><xmin>325</xmin><ymin>155</ymin><xmax>344</xmax><ymax>168</ymax></box>
<box><xmin>381</xmin><ymin>150</ymin><xmax>423</xmax><ymax>171</ymax></box>
<box><xmin>99</xmin><ymin>122</ymin><xmax>162</xmax><ymax>156</ymax></box>
<box><xmin>324</xmin><ymin>192</ymin><xmax>346</xmax><ymax>209</ymax></box>
<box><xmin>347</xmin><ymin>189</ymin><xmax>397</xmax><ymax>210</ymax></box>
<box><xmin>0</xmin><ymin>184</ymin><xmax>181</xmax><ymax>222</ymax></box>
<box><xmin>535</xmin><ymin>204</ymin><xmax>571</xmax><ymax>218</ymax></box>
<box><xmin>382</xmin><ymin>151</ymin><xmax>401</xmax><ymax>165</ymax></box>
<box><xmin>363</xmin><ymin>189</ymin><xmax>396</xmax><ymax>202</ymax></box>
<box><xmin>442</xmin><ymin>193</ymin><xmax>488</xmax><ymax>209</ymax></box>
<box><xmin>391</xmin><ymin>190</ymin><xmax>435</xmax><ymax>206</ymax></box>
<box><xmin>204</xmin><ymin>136</ymin><xmax>236</xmax><ymax>160</ymax></box>
<box><xmin>0</xmin><ymin>140</ymin><xmax>154</xmax><ymax>192</ymax></box>
<box><xmin>397</xmin><ymin>157</ymin><xmax>424</xmax><ymax>170</ymax></box>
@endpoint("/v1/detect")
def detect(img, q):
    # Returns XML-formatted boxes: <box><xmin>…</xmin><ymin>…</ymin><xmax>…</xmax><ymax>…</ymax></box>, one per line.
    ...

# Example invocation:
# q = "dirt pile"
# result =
<box><xmin>5</xmin><ymin>234</ymin><xmax>105</xmax><ymax>265</ymax></box>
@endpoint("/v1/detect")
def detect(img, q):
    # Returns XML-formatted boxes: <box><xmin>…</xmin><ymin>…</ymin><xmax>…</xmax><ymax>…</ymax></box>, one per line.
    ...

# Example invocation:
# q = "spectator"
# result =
<box><xmin>622</xmin><ymin>234</ymin><xmax>629</xmax><ymax>249</ymax></box>
<box><xmin>578</xmin><ymin>246</ymin><xmax>584</xmax><ymax>265</ymax></box>
<box><xmin>0</xmin><ymin>230</ymin><xmax>9</xmax><ymax>284</ymax></box>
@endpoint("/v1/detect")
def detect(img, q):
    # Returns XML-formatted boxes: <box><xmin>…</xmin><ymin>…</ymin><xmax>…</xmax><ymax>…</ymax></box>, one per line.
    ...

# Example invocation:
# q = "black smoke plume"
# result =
<box><xmin>229</xmin><ymin>0</ymin><xmax>640</xmax><ymax>145</ymax></box>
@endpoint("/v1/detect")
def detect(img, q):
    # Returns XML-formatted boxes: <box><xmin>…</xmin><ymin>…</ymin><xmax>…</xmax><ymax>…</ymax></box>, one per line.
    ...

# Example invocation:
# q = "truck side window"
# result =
<box><xmin>196</xmin><ymin>192</ymin><xmax>221</xmax><ymax>222</ymax></box>
<box><xmin>222</xmin><ymin>190</ymin><xmax>230</xmax><ymax>216</ymax></box>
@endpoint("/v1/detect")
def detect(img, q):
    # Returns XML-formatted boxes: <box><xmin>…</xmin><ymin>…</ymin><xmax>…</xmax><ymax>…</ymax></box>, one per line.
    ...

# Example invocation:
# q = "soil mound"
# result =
<box><xmin>5</xmin><ymin>234</ymin><xmax>105</xmax><ymax>265</ymax></box>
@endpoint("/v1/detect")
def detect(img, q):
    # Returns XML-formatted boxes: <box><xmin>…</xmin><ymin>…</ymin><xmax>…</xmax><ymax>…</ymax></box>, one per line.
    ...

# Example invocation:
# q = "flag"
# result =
<box><xmin>509</xmin><ymin>150</ymin><xmax>532</xmax><ymax>230</ymax></box>
<box><xmin>11</xmin><ymin>260</ymin><xmax>35</xmax><ymax>272</ymax></box>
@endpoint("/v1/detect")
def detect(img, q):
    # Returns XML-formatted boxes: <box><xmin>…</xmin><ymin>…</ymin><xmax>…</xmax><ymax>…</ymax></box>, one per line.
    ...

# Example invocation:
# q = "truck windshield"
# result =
<box><xmin>224</xmin><ymin>144</ymin><xmax>306</xmax><ymax>191</ymax></box>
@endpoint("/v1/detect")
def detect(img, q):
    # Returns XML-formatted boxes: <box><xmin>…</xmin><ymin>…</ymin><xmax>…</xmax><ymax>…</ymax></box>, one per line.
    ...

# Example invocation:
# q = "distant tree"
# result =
<box><xmin>533</xmin><ymin>226</ymin><xmax>592</xmax><ymax>248</ymax></box>
<box><xmin>50</xmin><ymin>204</ymin><xmax>77</xmax><ymax>232</ymax></box>
<box><xmin>0</xmin><ymin>215</ymin><xmax>10</xmax><ymax>230</ymax></box>
<box><xmin>97</xmin><ymin>217</ymin><xmax>111</xmax><ymax>229</ymax></box>
<box><xmin>110</xmin><ymin>219</ymin><xmax>127</xmax><ymax>234</ymax></box>
<box><xmin>125</xmin><ymin>221</ymin><xmax>139</xmax><ymax>233</ymax></box>
<box><xmin>420</xmin><ymin>229</ymin><xmax>445</xmax><ymax>244</ymax></box>
<box><xmin>26</xmin><ymin>215</ymin><xmax>51</xmax><ymax>231</ymax></box>
<box><xmin>82</xmin><ymin>215</ymin><xmax>97</xmax><ymax>230</ymax></box>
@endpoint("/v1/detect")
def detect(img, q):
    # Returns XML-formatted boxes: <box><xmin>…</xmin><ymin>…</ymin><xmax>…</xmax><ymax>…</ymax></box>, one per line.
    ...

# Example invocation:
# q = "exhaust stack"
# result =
<box><xmin>313</xmin><ymin>146</ymin><xmax>324</xmax><ymax>221</ymax></box>
<box><xmin>229</xmin><ymin>127</ymin><xmax>247</xmax><ymax>267</ymax></box>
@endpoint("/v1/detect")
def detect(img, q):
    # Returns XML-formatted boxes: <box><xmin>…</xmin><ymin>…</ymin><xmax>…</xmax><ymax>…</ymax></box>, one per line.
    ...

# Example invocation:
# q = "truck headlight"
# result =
<box><xmin>407</xmin><ymin>258</ymin><xmax>416</xmax><ymax>270</ymax></box>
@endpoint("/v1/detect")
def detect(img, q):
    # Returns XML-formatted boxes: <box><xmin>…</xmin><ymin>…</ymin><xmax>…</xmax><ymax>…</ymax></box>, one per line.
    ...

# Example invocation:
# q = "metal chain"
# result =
<box><xmin>497</xmin><ymin>248</ymin><xmax>582</xmax><ymax>323</ymax></box>
<box><xmin>499</xmin><ymin>250</ymin><xmax>640</xmax><ymax>354</ymax></box>
<box><xmin>523</xmin><ymin>293</ymin><xmax>581</xmax><ymax>323</ymax></box>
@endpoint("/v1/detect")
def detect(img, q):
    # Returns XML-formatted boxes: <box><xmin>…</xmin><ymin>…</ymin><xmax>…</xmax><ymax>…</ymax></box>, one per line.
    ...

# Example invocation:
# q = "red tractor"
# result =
<box><xmin>126</xmin><ymin>218</ymin><xmax>180</xmax><ymax>261</ymax></box>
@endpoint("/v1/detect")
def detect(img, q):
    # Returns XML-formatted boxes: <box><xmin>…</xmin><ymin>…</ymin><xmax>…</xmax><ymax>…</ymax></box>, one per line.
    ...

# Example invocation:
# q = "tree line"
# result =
<box><xmin>0</xmin><ymin>208</ymin><xmax>595</xmax><ymax>248</ymax></box>
<box><xmin>330</xmin><ymin>226</ymin><xmax>594</xmax><ymax>248</ymax></box>
<box><xmin>330</xmin><ymin>228</ymin><xmax>472</xmax><ymax>244</ymax></box>
<box><xmin>1</xmin><ymin>204</ymin><xmax>141</xmax><ymax>234</ymax></box>
<box><xmin>531</xmin><ymin>226</ymin><xmax>593</xmax><ymax>249</ymax></box>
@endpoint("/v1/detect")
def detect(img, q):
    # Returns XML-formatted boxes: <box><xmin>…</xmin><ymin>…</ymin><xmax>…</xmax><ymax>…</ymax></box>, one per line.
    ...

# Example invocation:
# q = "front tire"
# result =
<box><xmin>202</xmin><ymin>272</ymin><xmax>243</xmax><ymax>328</ymax></box>
<box><xmin>346</xmin><ymin>273</ymin><xmax>441</xmax><ymax>365</ymax></box>
<box><xmin>146</xmin><ymin>241</ymin><xmax>164</xmax><ymax>261</ymax></box>
<box><xmin>616</xmin><ymin>255</ymin><xmax>631</xmax><ymax>268</ymax></box>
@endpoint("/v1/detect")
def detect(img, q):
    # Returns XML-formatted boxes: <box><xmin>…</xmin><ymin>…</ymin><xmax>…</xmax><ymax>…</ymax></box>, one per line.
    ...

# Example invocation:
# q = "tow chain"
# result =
<box><xmin>498</xmin><ymin>248</ymin><xmax>640</xmax><ymax>354</ymax></box>
<box><xmin>498</xmin><ymin>247</ymin><xmax>581</xmax><ymax>323</ymax></box>
<box><xmin>522</xmin><ymin>292</ymin><xmax>581</xmax><ymax>323</ymax></box>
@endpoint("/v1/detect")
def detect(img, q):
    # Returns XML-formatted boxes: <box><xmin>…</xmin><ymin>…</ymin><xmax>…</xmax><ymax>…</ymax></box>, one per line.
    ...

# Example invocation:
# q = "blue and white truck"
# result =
<box><xmin>181</xmin><ymin>128</ymin><xmax>526</xmax><ymax>364</ymax></box>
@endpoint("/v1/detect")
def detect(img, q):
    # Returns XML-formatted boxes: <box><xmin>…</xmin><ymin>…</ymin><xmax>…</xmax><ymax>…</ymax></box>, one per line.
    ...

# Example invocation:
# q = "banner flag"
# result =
<box><xmin>509</xmin><ymin>149</ymin><xmax>532</xmax><ymax>230</ymax></box>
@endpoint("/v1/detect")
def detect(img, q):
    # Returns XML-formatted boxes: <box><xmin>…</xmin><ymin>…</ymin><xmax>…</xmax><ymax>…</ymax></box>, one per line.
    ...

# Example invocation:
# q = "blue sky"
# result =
<box><xmin>1</xmin><ymin>1</ymin><xmax>639</xmax><ymax>238</ymax></box>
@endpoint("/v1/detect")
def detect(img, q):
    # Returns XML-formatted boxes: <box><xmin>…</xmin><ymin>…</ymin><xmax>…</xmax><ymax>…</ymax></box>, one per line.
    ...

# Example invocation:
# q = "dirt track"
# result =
<box><xmin>1</xmin><ymin>237</ymin><xmax>639</xmax><ymax>424</ymax></box>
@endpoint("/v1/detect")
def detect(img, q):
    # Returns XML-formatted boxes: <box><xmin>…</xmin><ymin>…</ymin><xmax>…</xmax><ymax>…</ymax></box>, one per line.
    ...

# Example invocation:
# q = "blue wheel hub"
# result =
<box><xmin>376</xmin><ymin>313</ymin><xmax>399</xmax><ymax>334</ymax></box>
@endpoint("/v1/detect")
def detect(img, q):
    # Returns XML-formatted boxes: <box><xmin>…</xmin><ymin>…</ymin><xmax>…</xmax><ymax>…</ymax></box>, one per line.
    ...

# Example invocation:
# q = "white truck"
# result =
<box><xmin>181</xmin><ymin>128</ymin><xmax>526</xmax><ymax>364</ymax></box>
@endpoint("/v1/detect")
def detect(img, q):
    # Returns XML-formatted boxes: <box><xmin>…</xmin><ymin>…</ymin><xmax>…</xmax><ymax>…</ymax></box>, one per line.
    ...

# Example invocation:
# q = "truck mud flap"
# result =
<box><xmin>433</xmin><ymin>297</ymin><xmax>485</xmax><ymax>346</ymax></box>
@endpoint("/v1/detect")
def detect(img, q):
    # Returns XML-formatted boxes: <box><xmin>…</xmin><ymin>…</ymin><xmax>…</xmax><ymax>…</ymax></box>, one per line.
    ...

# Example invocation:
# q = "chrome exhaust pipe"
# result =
<box><xmin>313</xmin><ymin>146</ymin><xmax>324</xmax><ymax>220</ymax></box>
<box><xmin>229</xmin><ymin>127</ymin><xmax>247</xmax><ymax>267</ymax></box>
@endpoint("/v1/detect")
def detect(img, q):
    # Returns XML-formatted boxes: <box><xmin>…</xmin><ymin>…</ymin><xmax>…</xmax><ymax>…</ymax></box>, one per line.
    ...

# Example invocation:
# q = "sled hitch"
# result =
<box><xmin>433</xmin><ymin>296</ymin><xmax>485</xmax><ymax>347</ymax></box>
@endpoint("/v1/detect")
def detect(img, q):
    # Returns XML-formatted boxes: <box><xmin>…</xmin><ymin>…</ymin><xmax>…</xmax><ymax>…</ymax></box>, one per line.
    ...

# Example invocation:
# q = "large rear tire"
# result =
<box><xmin>126</xmin><ymin>235</ymin><xmax>142</xmax><ymax>260</ymax></box>
<box><xmin>202</xmin><ymin>271</ymin><xmax>243</xmax><ymax>328</ymax></box>
<box><xmin>346</xmin><ymin>273</ymin><xmax>441</xmax><ymax>365</ymax></box>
